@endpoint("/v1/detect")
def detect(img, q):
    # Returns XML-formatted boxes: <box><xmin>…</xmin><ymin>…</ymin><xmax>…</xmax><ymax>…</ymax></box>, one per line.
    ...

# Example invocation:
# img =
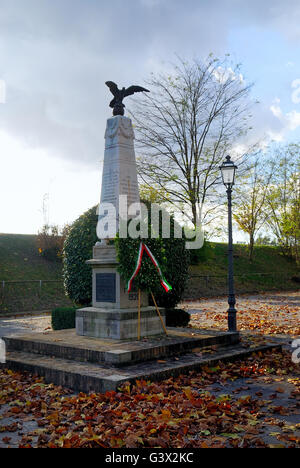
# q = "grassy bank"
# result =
<box><xmin>0</xmin><ymin>234</ymin><xmax>72</xmax><ymax>314</ymax></box>
<box><xmin>186</xmin><ymin>242</ymin><xmax>300</xmax><ymax>298</ymax></box>
<box><xmin>0</xmin><ymin>234</ymin><xmax>299</xmax><ymax>312</ymax></box>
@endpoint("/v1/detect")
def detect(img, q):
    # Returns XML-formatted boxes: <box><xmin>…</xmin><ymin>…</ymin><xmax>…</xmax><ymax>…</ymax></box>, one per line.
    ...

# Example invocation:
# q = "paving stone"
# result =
<box><xmin>4</xmin><ymin>327</ymin><xmax>240</xmax><ymax>366</ymax></box>
<box><xmin>1</xmin><ymin>340</ymin><xmax>284</xmax><ymax>393</ymax></box>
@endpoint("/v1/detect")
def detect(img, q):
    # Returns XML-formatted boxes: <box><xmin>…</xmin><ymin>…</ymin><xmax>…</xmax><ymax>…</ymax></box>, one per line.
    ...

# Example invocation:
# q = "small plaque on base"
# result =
<box><xmin>96</xmin><ymin>273</ymin><xmax>116</xmax><ymax>303</ymax></box>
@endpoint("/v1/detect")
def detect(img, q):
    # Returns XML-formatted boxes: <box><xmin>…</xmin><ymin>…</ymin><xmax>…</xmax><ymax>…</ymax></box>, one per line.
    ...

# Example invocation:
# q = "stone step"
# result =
<box><xmin>2</xmin><ymin>341</ymin><xmax>283</xmax><ymax>393</ymax></box>
<box><xmin>4</xmin><ymin>328</ymin><xmax>240</xmax><ymax>367</ymax></box>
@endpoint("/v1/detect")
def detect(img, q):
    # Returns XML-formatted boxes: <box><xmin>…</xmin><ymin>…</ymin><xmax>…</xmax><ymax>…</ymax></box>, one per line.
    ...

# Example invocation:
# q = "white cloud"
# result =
<box><xmin>0</xmin><ymin>131</ymin><xmax>100</xmax><ymax>234</ymax></box>
<box><xmin>270</xmin><ymin>98</ymin><xmax>283</xmax><ymax>119</ymax></box>
<box><xmin>212</xmin><ymin>66</ymin><xmax>245</xmax><ymax>85</ymax></box>
<box><xmin>269</xmin><ymin>97</ymin><xmax>300</xmax><ymax>140</ymax></box>
<box><xmin>286</xmin><ymin>109</ymin><xmax>300</xmax><ymax>130</ymax></box>
<box><xmin>266</xmin><ymin>130</ymin><xmax>285</xmax><ymax>143</ymax></box>
<box><xmin>291</xmin><ymin>79</ymin><xmax>300</xmax><ymax>104</ymax></box>
<box><xmin>0</xmin><ymin>0</ymin><xmax>298</xmax><ymax>168</ymax></box>
<box><xmin>231</xmin><ymin>143</ymin><xmax>249</xmax><ymax>157</ymax></box>
<box><xmin>1</xmin><ymin>0</ymin><xmax>300</xmax><ymax>234</ymax></box>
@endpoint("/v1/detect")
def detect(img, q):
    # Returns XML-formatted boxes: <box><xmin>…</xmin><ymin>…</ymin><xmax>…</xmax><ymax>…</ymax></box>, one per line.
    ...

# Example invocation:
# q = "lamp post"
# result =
<box><xmin>220</xmin><ymin>155</ymin><xmax>238</xmax><ymax>332</ymax></box>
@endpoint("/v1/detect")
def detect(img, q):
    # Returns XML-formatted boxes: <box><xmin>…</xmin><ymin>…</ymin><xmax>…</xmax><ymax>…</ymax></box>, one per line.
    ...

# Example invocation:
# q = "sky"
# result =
<box><xmin>0</xmin><ymin>0</ymin><xmax>300</xmax><ymax>235</ymax></box>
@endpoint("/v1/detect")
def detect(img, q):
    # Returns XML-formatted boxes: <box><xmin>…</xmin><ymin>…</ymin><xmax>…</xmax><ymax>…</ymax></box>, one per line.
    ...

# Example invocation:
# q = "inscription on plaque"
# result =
<box><xmin>96</xmin><ymin>273</ymin><xmax>116</xmax><ymax>303</ymax></box>
<box><xmin>124</xmin><ymin>285</ymin><xmax>138</xmax><ymax>301</ymax></box>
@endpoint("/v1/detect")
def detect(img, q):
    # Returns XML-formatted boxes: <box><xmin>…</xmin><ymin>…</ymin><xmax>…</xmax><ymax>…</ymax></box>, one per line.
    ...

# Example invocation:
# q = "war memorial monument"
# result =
<box><xmin>2</xmin><ymin>82</ymin><xmax>281</xmax><ymax>394</ymax></box>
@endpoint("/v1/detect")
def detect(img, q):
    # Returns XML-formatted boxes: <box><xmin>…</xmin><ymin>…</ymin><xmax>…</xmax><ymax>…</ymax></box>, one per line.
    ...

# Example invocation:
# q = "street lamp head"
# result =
<box><xmin>220</xmin><ymin>155</ymin><xmax>237</xmax><ymax>188</ymax></box>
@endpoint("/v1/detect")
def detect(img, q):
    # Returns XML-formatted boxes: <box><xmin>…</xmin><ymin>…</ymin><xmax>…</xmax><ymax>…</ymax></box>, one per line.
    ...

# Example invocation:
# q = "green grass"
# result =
<box><xmin>0</xmin><ymin>233</ymin><xmax>63</xmax><ymax>280</ymax></box>
<box><xmin>0</xmin><ymin>234</ymin><xmax>73</xmax><ymax>314</ymax></box>
<box><xmin>0</xmin><ymin>234</ymin><xmax>299</xmax><ymax>311</ymax></box>
<box><xmin>186</xmin><ymin>243</ymin><xmax>300</xmax><ymax>298</ymax></box>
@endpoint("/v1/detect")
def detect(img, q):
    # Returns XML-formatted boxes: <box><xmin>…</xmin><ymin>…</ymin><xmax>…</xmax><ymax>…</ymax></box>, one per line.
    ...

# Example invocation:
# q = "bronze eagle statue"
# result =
<box><xmin>105</xmin><ymin>81</ymin><xmax>150</xmax><ymax>116</ymax></box>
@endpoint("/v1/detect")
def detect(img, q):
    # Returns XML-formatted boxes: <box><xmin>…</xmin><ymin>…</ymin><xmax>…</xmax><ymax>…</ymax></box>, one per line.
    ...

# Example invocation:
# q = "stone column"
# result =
<box><xmin>101</xmin><ymin>115</ymin><xmax>140</xmax><ymax>226</ymax></box>
<box><xmin>76</xmin><ymin>116</ymin><xmax>165</xmax><ymax>340</ymax></box>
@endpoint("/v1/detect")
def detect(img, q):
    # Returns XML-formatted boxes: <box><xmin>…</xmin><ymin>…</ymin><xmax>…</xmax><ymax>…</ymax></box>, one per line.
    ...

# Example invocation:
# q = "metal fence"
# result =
<box><xmin>1</xmin><ymin>279</ymin><xmax>61</xmax><ymax>294</ymax></box>
<box><xmin>0</xmin><ymin>280</ymin><xmax>72</xmax><ymax>314</ymax></box>
<box><xmin>184</xmin><ymin>272</ymin><xmax>297</xmax><ymax>298</ymax></box>
<box><xmin>0</xmin><ymin>273</ymin><xmax>297</xmax><ymax>314</ymax></box>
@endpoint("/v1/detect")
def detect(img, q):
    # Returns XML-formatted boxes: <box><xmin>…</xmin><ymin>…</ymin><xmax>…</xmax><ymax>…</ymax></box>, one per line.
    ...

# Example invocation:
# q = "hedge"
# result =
<box><xmin>115</xmin><ymin>211</ymin><xmax>190</xmax><ymax>309</ymax></box>
<box><xmin>51</xmin><ymin>307</ymin><xmax>77</xmax><ymax>330</ymax></box>
<box><xmin>165</xmin><ymin>308</ymin><xmax>191</xmax><ymax>327</ymax></box>
<box><xmin>63</xmin><ymin>206</ymin><xmax>98</xmax><ymax>305</ymax></box>
<box><xmin>63</xmin><ymin>204</ymin><xmax>190</xmax><ymax>310</ymax></box>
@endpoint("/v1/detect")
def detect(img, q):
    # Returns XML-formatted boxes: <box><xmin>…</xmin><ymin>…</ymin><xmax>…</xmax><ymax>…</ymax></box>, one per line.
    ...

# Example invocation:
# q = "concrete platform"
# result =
<box><xmin>1</xmin><ymin>327</ymin><xmax>284</xmax><ymax>393</ymax></box>
<box><xmin>4</xmin><ymin>328</ymin><xmax>240</xmax><ymax>366</ymax></box>
<box><xmin>2</xmin><ymin>341</ymin><xmax>283</xmax><ymax>393</ymax></box>
<box><xmin>3</xmin><ymin>328</ymin><xmax>239</xmax><ymax>366</ymax></box>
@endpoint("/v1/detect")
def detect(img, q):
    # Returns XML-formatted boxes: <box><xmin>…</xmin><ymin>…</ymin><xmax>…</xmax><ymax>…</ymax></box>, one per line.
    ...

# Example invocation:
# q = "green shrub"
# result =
<box><xmin>63</xmin><ymin>206</ymin><xmax>98</xmax><ymax>305</ymax></box>
<box><xmin>116</xmin><ymin>212</ymin><xmax>190</xmax><ymax>309</ymax></box>
<box><xmin>51</xmin><ymin>307</ymin><xmax>77</xmax><ymax>330</ymax></box>
<box><xmin>152</xmin><ymin>225</ymin><xmax>190</xmax><ymax>308</ymax></box>
<box><xmin>165</xmin><ymin>308</ymin><xmax>191</xmax><ymax>327</ymax></box>
<box><xmin>63</xmin><ymin>204</ymin><xmax>190</xmax><ymax>310</ymax></box>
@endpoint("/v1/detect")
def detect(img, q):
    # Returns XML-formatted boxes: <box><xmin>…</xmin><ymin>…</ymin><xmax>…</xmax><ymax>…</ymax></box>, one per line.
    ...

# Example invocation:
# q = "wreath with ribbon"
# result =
<box><xmin>127</xmin><ymin>242</ymin><xmax>172</xmax><ymax>293</ymax></box>
<box><xmin>115</xmin><ymin>235</ymin><xmax>172</xmax><ymax>295</ymax></box>
<box><xmin>115</xmin><ymin>211</ymin><xmax>190</xmax><ymax>310</ymax></box>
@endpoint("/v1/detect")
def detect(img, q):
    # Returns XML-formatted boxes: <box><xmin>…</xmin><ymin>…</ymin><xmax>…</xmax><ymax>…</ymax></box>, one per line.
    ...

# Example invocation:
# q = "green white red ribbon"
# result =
<box><xmin>127</xmin><ymin>242</ymin><xmax>172</xmax><ymax>293</ymax></box>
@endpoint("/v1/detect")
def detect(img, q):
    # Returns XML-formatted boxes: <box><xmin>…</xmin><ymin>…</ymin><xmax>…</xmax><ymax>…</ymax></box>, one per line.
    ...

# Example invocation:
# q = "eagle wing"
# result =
<box><xmin>105</xmin><ymin>81</ymin><xmax>119</xmax><ymax>97</ymax></box>
<box><xmin>124</xmin><ymin>85</ymin><xmax>150</xmax><ymax>97</ymax></box>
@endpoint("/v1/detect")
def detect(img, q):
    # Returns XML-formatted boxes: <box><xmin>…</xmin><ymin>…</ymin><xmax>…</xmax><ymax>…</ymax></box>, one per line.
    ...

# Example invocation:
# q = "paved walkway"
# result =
<box><xmin>0</xmin><ymin>350</ymin><xmax>299</xmax><ymax>448</ymax></box>
<box><xmin>0</xmin><ymin>290</ymin><xmax>299</xmax><ymax>339</ymax></box>
<box><xmin>0</xmin><ymin>315</ymin><xmax>51</xmax><ymax>338</ymax></box>
<box><xmin>0</xmin><ymin>291</ymin><xmax>299</xmax><ymax>448</ymax></box>
<box><xmin>183</xmin><ymin>291</ymin><xmax>300</xmax><ymax>336</ymax></box>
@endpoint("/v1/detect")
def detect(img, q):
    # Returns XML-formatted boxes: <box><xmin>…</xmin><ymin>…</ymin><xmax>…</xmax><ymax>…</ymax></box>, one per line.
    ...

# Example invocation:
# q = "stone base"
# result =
<box><xmin>3</xmin><ymin>328</ymin><xmax>240</xmax><ymax>367</ymax></box>
<box><xmin>2</xmin><ymin>329</ymin><xmax>285</xmax><ymax>393</ymax></box>
<box><xmin>87</xmin><ymin>245</ymin><xmax>149</xmax><ymax>310</ymax></box>
<box><xmin>76</xmin><ymin>306</ymin><xmax>166</xmax><ymax>340</ymax></box>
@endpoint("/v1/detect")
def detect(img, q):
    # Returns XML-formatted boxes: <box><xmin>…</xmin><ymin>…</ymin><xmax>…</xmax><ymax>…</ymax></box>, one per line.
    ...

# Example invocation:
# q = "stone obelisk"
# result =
<box><xmin>76</xmin><ymin>112</ymin><xmax>165</xmax><ymax>340</ymax></box>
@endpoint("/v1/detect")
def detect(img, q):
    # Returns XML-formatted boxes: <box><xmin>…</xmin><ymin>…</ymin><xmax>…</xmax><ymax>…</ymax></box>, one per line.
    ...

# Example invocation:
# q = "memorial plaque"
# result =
<box><xmin>124</xmin><ymin>285</ymin><xmax>138</xmax><ymax>301</ymax></box>
<box><xmin>96</xmin><ymin>273</ymin><xmax>116</xmax><ymax>303</ymax></box>
<box><xmin>129</xmin><ymin>292</ymin><xmax>138</xmax><ymax>301</ymax></box>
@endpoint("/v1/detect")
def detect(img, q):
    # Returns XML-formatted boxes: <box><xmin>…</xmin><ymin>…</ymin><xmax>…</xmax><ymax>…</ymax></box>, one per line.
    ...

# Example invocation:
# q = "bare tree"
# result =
<box><xmin>233</xmin><ymin>157</ymin><xmax>274</xmax><ymax>260</ymax></box>
<box><xmin>131</xmin><ymin>55</ymin><xmax>254</xmax><ymax>230</ymax></box>
<box><xmin>37</xmin><ymin>224</ymin><xmax>70</xmax><ymax>261</ymax></box>
<box><xmin>265</xmin><ymin>144</ymin><xmax>300</xmax><ymax>261</ymax></box>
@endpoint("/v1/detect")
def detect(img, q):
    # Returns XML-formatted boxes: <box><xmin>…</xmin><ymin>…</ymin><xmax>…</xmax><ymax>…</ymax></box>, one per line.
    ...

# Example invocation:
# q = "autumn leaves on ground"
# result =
<box><xmin>0</xmin><ymin>291</ymin><xmax>299</xmax><ymax>448</ymax></box>
<box><xmin>187</xmin><ymin>291</ymin><xmax>300</xmax><ymax>337</ymax></box>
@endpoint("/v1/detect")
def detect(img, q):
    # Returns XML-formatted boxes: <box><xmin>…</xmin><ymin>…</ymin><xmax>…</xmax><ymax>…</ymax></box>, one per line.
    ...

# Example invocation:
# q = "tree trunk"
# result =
<box><xmin>249</xmin><ymin>234</ymin><xmax>254</xmax><ymax>261</ymax></box>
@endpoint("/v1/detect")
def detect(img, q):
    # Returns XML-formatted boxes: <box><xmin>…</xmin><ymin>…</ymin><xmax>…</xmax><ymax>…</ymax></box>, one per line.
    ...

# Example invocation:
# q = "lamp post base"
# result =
<box><xmin>228</xmin><ymin>308</ymin><xmax>237</xmax><ymax>332</ymax></box>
